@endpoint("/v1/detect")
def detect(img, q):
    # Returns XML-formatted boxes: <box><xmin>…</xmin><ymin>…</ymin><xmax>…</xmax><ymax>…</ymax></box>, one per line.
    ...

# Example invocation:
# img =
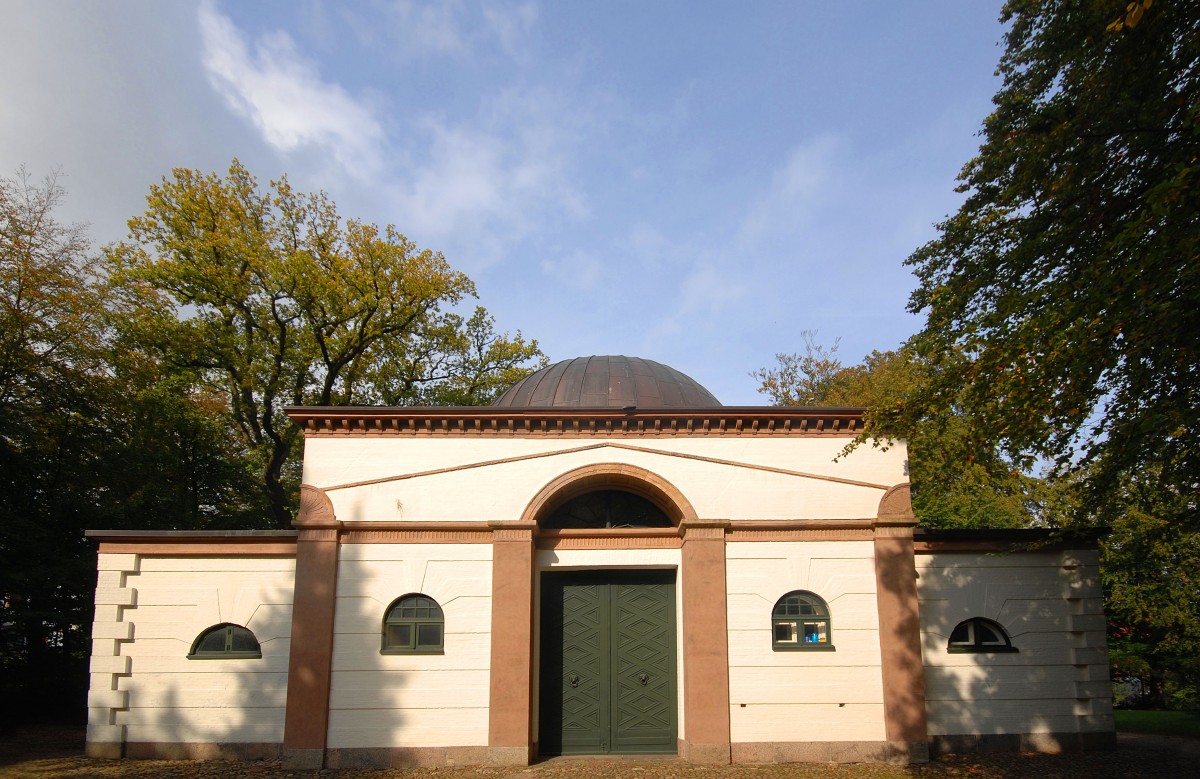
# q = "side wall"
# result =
<box><xmin>88</xmin><ymin>553</ymin><xmax>296</xmax><ymax>758</ymax></box>
<box><xmin>725</xmin><ymin>540</ymin><xmax>889</xmax><ymax>762</ymax></box>
<box><xmin>916</xmin><ymin>548</ymin><xmax>1115</xmax><ymax>752</ymax></box>
<box><xmin>325</xmin><ymin>543</ymin><xmax>493</xmax><ymax>757</ymax></box>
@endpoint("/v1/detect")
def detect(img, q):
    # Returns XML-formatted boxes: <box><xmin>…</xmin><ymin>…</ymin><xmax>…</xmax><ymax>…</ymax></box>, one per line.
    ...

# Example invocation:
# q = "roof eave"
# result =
<box><xmin>284</xmin><ymin>405</ymin><xmax>869</xmax><ymax>436</ymax></box>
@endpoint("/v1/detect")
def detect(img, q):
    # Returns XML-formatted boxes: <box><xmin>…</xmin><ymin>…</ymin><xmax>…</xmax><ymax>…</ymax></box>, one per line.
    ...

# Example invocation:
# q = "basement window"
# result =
<box><xmin>948</xmin><ymin>618</ymin><xmax>1018</xmax><ymax>653</ymax></box>
<box><xmin>188</xmin><ymin>624</ymin><xmax>262</xmax><ymax>659</ymax></box>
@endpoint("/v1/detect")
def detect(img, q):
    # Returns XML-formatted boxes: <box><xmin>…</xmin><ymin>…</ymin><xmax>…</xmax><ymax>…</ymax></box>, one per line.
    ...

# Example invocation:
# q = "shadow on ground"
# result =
<box><xmin>2</xmin><ymin>726</ymin><xmax>1198</xmax><ymax>778</ymax></box>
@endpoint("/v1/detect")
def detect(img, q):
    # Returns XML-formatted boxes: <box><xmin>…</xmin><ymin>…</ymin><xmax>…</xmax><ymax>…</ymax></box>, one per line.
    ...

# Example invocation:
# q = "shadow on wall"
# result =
<box><xmin>318</xmin><ymin>546</ymin><xmax>491</xmax><ymax>767</ymax></box>
<box><xmin>118</xmin><ymin>542</ymin><xmax>494</xmax><ymax>765</ymax></box>
<box><xmin>914</xmin><ymin>552</ymin><xmax>1112</xmax><ymax>756</ymax></box>
<box><xmin>321</xmin><ymin>559</ymin><xmax>420</xmax><ymax>765</ymax></box>
<box><xmin>112</xmin><ymin>569</ymin><xmax>312</xmax><ymax>760</ymax></box>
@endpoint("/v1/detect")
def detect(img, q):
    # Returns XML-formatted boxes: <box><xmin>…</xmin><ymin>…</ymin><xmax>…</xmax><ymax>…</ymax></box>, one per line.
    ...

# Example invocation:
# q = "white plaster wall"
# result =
<box><xmin>326</xmin><ymin>543</ymin><xmax>494</xmax><ymax>749</ymax></box>
<box><xmin>725</xmin><ymin>541</ymin><xmax>886</xmax><ymax>743</ymax></box>
<box><xmin>917</xmin><ymin>550</ymin><xmax>1114</xmax><ymax>737</ymax></box>
<box><xmin>301</xmin><ymin>436</ymin><xmax>907</xmax><ymax>523</ymax></box>
<box><xmin>91</xmin><ymin>555</ymin><xmax>295</xmax><ymax>745</ymax></box>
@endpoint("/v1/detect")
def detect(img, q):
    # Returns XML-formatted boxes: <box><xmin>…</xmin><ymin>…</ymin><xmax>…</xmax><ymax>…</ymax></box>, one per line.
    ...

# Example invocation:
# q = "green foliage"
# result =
<box><xmin>901</xmin><ymin>0</ymin><xmax>1200</xmax><ymax>519</ymax></box>
<box><xmin>107</xmin><ymin>160</ymin><xmax>543</xmax><ymax>527</ymax></box>
<box><xmin>755</xmin><ymin>339</ymin><xmax>1040</xmax><ymax>528</ymax></box>
<box><xmin>894</xmin><ymin>0</ymin><xmax>1199</xmax><ymax>710</ymax></box>
<box><xmin>1112</xmin><ymin>709</ymin><xmax>1200</xmax><ymax>737</ymax></box>
<box><xmin>1</xmin><ymin>162</ymin><xmax>544</xmax><ymax>725</ymax></box>
<box><xmin>1098</xmin><ymin>470</ymin><xmax>1200</xmax><ymax>711</ymax></box>
<box><xmin>0</xmin><ymin>170</ymin><xmax>109</xmax><ymax>725</ymax></box>
<box><xmin>0</xmin><ymin>170</ymin><xmax>272</xmax><ymax>727</ymax></box>
<box><xmin>0</xmin><ymin>169</ymin><xmax>104</xmax><ymax>414</ymax></box>
<box><xmin>100</xmin><ymin>359</ymin><xmax>270</xmax><ymax>530</ymax></box>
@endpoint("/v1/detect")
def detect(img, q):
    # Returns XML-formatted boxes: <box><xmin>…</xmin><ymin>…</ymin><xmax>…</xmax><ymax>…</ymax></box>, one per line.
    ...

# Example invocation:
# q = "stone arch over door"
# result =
<box><xmin>520</xmin><ymin>463</ymin><xmax>697</xmax><ymax>527</ymax></box>
<box><xmin>520</xmin><ymin>463</ymin><xmax>691</xmax><ymax>757</ymax></box>
<box><xmin>490</xmin><ymin>462</ymin><xmax>725</xmax><ymax>764</ymax></box>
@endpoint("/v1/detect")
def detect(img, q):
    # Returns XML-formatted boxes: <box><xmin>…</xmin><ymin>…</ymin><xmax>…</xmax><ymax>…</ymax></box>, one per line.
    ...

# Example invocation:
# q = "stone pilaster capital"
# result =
<box><xmin>294</xmin><ymin>484</ymin><xmax>342</xmax><ymax>536</ymax></box>
<box><xmin>877</xmin><ymin>483</ymin><xmax>917</xmax><ymax>523</ymax></box>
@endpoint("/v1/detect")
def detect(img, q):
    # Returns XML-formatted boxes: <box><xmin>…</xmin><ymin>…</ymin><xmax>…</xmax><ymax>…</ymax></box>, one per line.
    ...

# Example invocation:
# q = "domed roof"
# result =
<box><xmin>492</xmin><ymin>356</ymin><xmax>721</xmax><ymax>408</ymax></box>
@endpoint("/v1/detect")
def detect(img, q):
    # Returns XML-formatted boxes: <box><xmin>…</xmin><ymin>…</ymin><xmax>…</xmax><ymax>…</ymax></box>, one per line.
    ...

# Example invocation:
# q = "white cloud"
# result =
<box><xmin>540</xmin><ymin>248</ymin><xmax>602</xmax><ymax>291</ymax></box>
<box><xmin>0</xmin><ymin>1</ymin><xmax>269</xmax><ymax>247</ymax></box>
<box><xmin>640</xmin><ymin>260</ymin><xmax>750</xmax><ymax>351</ymax></box>
<box><xmin>198</xmin><ymin>0</ymin><xmax>385</xmax><ymax>179</ymax></box>
<box><xmin>382</xmin><ymin>85</ymin><xmax>588</xmax><ymax>268</ymax></box>
<box><xmin>482</xmin><ymin>1</ymin><xmax>539</xmax><ymax>59</ymax></box>
<box><xmin>738</xmin><ymin>135</ymin><xmax>842</xmax><ymax>243</ymax></box>
<box><xmin>193</xmin><ymin>2</ymin><xmax>584</xmax><ymax>272</ymax></box>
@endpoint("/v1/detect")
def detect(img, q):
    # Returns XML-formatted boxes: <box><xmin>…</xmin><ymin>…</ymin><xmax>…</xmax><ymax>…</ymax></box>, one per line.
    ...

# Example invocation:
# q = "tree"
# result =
<box><xmin>754</xmin><ymin>339</ymin><xmax>1040</xmax><ymax>528</ymax></box>
<box><xmin>0</xmin><ymin>170</ymin><xmax>107</xmax><ymax>725</ymax></box>
<box><xmin>0</xmin><ymin>170</ymin><xmax>272</xmax><ymax>728</ymax></box>
<box><xmin>1072</xmin><ymin>465</ymin><xmax>1200</xmax><ymax>710</ymax></box>
<box><xmin>99</xmin><ymin>349</ymin><xmax>271</xmax><ymax>530</ymax></box>
<box><xmin>107</xmin><ymin>161</ymin><xmax>544</xmax><ymax>527</ymax></box>
<box><xmin>900</xmin><ymin>0</ymin><xmax>1200</xmax><ymax>521</ymax></box>
<box><xmin>751</xmin><ymin>331</ymin><xmax>846</xmax><ymax>406</ymax></box>
<box><xmin>0</xmin><ymin>169</ymin><xmax>103</xmax><ymax>416</ymax></box>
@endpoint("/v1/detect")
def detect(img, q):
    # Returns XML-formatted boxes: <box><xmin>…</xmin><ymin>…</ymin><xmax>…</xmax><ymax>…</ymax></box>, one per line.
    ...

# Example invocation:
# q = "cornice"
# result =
<box><xmin>85</xmin><ymin>530</ymin><xmax>298</xmax><ymax>556</ymax></box>
<box><xmin>285</xmin><ymin>405</ymin><xmax>865</xmax><ymax>437</ymax></box>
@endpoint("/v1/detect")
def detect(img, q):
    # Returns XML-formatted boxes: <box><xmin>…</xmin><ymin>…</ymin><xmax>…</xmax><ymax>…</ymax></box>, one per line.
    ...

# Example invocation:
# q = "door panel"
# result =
<box><xmin>558</xmin><ymin>581</ymin><xmax>606</xmax><ymax>752</ymax></box>
<box><xmin>539</xmin><ymin>570</ymin><xmax>676</xmax><ymax>756</ymax></box>
<box><xmin>612</xmin><ymin>579</ymin><xmax>676</xmax><ymax>752</ymax></box>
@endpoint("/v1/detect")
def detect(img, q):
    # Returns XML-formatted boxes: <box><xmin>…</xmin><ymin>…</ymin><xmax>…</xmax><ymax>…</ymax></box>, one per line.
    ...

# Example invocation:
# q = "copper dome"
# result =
<box><xmin>492</xmin><ymin>356</ymin><xmax>721</xmax><ymax>408</ymax></box>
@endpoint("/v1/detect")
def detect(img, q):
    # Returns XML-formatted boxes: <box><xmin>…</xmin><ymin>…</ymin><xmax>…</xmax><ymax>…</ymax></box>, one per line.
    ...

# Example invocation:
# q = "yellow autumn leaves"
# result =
<box><xmin>1106</xmin><ymin>0</ymin><xmax>1153</xmax><ymax>32</ymax></box>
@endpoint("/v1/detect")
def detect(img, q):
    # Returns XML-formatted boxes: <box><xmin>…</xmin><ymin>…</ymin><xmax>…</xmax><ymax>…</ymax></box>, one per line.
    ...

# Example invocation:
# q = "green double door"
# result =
<box><xmin>538</xmin><ymin>570</ymin><xmax>678</xmax><ymax>755</ymax></box>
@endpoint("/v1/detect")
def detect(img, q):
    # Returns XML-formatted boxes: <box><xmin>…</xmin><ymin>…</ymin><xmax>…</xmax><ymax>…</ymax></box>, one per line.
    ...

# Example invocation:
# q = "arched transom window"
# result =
<box><xmin>541</xmin><ymin>489</ymin><xmax>672</xmax><ymax>529</ymax></box>
<box><xmin>772</xmin><ymin>591</ymin><xmax>834</xmax><ymax>650</ymax></box>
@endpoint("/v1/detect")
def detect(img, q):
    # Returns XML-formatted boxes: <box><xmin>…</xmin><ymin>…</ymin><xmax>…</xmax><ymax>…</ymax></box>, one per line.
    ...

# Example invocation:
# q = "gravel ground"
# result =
<box><xmin>2</xmin><ymin>728</ymin><xmax>1198</xmax><ymax>779</ymax></box>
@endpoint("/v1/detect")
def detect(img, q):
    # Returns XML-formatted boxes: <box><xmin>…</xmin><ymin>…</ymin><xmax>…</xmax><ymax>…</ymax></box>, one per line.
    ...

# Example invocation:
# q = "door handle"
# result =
<box><xmin>568</xmin><ymin>674</ymin><xmax>580</xmax><ymax>688</ymax></box>
<box><xmin>639</xmin><ymin>673</ymin><xmax>649</xmax><ymax>686</ymax></box>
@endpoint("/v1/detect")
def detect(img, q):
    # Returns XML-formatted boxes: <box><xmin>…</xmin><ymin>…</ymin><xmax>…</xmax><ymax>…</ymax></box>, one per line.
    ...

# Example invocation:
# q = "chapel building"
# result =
<box><xmin>85</xmin><ymin>356</ymin><xmax>1115</xmax><ymax>768</ymax></box>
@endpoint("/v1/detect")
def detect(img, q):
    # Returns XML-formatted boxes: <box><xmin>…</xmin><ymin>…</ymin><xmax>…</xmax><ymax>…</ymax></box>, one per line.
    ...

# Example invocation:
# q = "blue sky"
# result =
<box><xmin>1</xmin><ymin>0</ymin><xmax>1007</xmax><ymax>404</ymax></box>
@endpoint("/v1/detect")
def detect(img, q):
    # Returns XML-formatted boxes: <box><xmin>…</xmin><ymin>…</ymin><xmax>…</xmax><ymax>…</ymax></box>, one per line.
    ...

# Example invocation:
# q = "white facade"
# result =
<box><xmin>85</xmin><ymin>403</ymin><xmax>1114</xmax><ymax>766</ymax></box>
<box><xmin>88</xmin><ymin>550</ymin><xmax>295</xmax><ymax>758</ymax></box>
<box><xmin>727</xmin><ymin>540</ymin><xmax>886</xmax><ymax>745</ymax></box>
<box><xmin>917</xmin><ymin>548</ymin><xmax>1113</xmax><ymax>750</ymax></box>
<box><xmin>300</xmin><ymin>435</ymin><xmax>905</xmax><ymax>523</ymax></box>
<box><xmin>328</xmin><ymin>543</ymin><xmax>494</xmax><ymax>750</ymax></box>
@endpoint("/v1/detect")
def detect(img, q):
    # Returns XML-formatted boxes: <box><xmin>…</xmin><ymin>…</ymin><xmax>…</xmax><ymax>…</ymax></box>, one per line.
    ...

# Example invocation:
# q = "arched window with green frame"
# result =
<box><xmin>772</xmin><ymin>591</ymin><xmax>834</xmax><ymax>650</ymax></box>
<box><xmin>381</xmin><ymin>593</ymin><xmax>445</xmax><ymax>654</ymax></box>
